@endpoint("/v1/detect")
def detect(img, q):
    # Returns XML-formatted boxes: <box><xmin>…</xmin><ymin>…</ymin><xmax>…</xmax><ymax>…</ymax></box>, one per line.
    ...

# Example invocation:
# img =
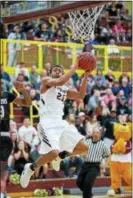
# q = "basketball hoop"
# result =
<box><xmin>68</xmin><ymin>4</ymin><xmax>105</xmax><ymax>41</ymax></box>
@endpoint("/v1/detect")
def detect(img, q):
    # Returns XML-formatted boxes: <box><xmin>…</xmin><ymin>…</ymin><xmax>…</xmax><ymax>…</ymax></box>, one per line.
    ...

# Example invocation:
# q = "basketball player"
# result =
<box><xmin>0</xmin><ymin>79</ymin><xmax>31</xmax><ymax>198</ymax></box>
<box><xmin>20</xmin><ymin>56</ymin><xmax>89</xmax><ymax>188</ymax></box>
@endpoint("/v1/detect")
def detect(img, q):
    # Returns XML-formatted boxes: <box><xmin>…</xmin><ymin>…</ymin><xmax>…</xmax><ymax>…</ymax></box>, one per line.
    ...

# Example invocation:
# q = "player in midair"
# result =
<box><xmin>20</xmin><ymin>56</ymin><xmax>89</xmax><ymax>188</ymax></box>
<box><xmin>0</xmin><ymin>77</ymin><xmax>31</xmax><ymax>198</ymax></box>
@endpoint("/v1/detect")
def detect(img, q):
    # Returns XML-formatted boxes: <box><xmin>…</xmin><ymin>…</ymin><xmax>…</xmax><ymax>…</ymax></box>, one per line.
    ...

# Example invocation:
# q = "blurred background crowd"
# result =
<box><xmin>0</xmin><ymin>1</ymin><xmax>132</xmax><ymax>44</ymax></box>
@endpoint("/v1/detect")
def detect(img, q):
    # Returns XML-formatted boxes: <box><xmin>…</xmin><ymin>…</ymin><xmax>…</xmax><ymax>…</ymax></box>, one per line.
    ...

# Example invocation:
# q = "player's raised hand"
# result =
<box><xmin>84</xmin><ymin>70</ymin><xmax>90</xmax><ymax>77</ymax></box>
<box><xmin>14</xmin><ymin>81</ymin><xmax>25</xmax><ymax>92</ymax></box>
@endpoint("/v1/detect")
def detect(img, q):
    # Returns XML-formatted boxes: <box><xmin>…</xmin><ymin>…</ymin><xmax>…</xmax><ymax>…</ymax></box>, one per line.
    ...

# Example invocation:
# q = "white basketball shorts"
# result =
<box><xmin>37</xmin><ymin>119</ymin><xmax>84</xmax><ymax>155</ymax></box>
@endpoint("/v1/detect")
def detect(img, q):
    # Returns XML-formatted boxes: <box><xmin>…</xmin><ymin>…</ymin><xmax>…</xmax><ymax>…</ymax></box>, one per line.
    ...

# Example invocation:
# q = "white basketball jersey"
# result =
<box><xmin>39</xmin><ymin>85</ymin><xmax>68</xmax><ymax>120</ymax></box>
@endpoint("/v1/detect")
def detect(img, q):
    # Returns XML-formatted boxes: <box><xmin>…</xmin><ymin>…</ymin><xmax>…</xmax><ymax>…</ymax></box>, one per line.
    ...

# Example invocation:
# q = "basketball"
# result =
<box><xmin>78</xmin><ymin>52</ymin><xmax>97</xmax><ymax>72</ymax></box>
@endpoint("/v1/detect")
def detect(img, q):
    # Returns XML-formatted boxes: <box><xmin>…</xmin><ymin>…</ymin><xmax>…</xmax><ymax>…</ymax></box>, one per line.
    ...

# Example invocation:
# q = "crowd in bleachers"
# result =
<box><xmin>0</xmin><ymin>2</ymin><xmax>132</xmax><ymax>45</ymax></box>
<box><xmin>1</xmin><ymin>60</ymin><xmax>132</xmax><ymax>179</ymax></box>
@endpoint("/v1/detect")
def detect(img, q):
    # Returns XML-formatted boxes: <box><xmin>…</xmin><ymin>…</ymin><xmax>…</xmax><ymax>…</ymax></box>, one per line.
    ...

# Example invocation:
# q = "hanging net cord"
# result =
<box><xmin>68</xmin><ymin>5</ymin><xmax>105</xmax><ymax>41</ymax></box>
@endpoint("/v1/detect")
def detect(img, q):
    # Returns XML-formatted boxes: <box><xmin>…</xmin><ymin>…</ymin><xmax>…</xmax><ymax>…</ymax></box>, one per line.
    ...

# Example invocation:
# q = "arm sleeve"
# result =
<box><xmin>8</xmin><ymin>93</ymin><xmax>17</xmax><ymax>103</ymax></box>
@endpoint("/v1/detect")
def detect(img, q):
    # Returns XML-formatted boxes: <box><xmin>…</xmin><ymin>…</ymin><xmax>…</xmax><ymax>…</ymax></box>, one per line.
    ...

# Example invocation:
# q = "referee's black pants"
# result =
<box><xmin>77</xmin><ymin>162</ymin><xmax>100</xmax><ymax>198</ymax></box>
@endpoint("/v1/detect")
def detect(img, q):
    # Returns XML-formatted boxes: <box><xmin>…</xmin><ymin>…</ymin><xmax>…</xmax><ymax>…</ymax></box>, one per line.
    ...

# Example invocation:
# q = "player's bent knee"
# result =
<box><xmin>75</xmin><ymin>140</ymin><xmax>88</xmax><ymax>154</ymax></box>
<box><xmin>49</xmin><ymin>150</ymin><xmax>59</xmax><ymax>159</ymax></box>
<box><xmin>82</xmin><ymin>143</ymin><xmax>88</xmax><ymax>153</ymax></box>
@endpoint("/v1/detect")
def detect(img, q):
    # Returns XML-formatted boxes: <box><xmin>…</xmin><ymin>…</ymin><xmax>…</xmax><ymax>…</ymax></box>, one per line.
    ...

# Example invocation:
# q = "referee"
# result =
<box><xmin>77</xmin><ymin>126</ymin><xmax>111</xmax><ymax>198</ymax></box>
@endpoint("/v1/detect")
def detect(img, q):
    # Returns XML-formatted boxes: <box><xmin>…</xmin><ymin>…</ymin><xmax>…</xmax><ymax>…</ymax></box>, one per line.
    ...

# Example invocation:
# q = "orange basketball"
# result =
<box><xmin>78</xmin><ymin>52</ymin><xmax>97</xmax><ymax>72</ymax></box>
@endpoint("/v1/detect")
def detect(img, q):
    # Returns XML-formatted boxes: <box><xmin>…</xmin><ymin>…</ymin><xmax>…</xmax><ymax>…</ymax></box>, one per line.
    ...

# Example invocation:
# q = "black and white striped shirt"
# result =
<box><xmin>85</xmin><ymin>138</ymin><xmax>111</xmax><ymax>163</ymax></box>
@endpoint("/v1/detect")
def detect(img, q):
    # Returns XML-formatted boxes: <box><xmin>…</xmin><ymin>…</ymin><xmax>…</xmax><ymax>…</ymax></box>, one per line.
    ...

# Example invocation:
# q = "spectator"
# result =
<box><xmin>30</xmin><ymin>89</ymin><xmax>40</xmax><ymax>103</ymax></box>
<box><xmin>52</xmin><ymin>28</ymin><xmax>64</xmax><ymax>42</ymax></box>
<box><xmin>103</xmin><ymin>110</ymin><xmax>119</xmax><ymax>148</ymax></box>
<box><xmin>34</xmin><ymin>22</ymin><xmax>51</xmax><ymax>41</ymax></box>
<box><xmin>15</xmin><ymin>73</ymin><xmax>25</xmax><ymax>83</ymax></box>
<box><xmin>1</xmin><ymin>78</ymin><xmax>12</xmax><ymax>92</ymax></box>
<box><xmin>0</xmin><ymin>63</ymin><xmax>11</xmax><ymax>82</ymax></box>
<box><xmin>101</xmin><ymin>88</ymin><xmax>116</xmax><ymax>109</ymax></box>
<box><xmin>116</xmin><ymin>30</ymin><xmax>127</xmax><ymax>43</ymax></box>
<box><xmin>119</xmin><ymin>72</ymin><xmax>130</xmax><ymax>84</ymax></box>
<box><xmin>105</xmin><ymin>70</ymin><xmax>115</xmax><ymax>82</ymax></box>
<box><xmin>75</xmin><ymin>116</ymin><xmax>86</xmax><ymax>136</ymax></box>
<box><xmin>108</xmin><ymin>39</ymin><xmax>120</xmax><ymax>54</ymax></box>
<box><xmin>34</xmin><ymin>22</ymin><xmax>51</xmax><ymax>64</ymax></box>
<box><xmin>112</xmin><ymin>19</ymin><xmax>125</xmax><ymax>34</ymax></box>
<box><xmin>85</xmin><ymin>113</ymin><xmax>100</xmax><ymax>138</ymax></box>
<box><xmin>93</xmin><ymin>78</ymin><xmax>106</xmax><ymax>91</ymax></box>
<box><xmin>100</xmin><ymin>24</ymin><xmax>113</xmax><ymax>44</ymax></box>
<box><xmin>111</xmin><ymin>80</ymin><xmax>120</xmax><ymax>96</ymax></box>
<box><xmin>10</xmin><ymin>132</ymin><xmax>18</xmax><ymax>151</ymax></box>
<box><xmin>116</xmin><ymin>96</ymin><xmax>130</xmax><ymax>115</ymax></box>
<box><xmin>8</xmin><ymin>132</ymin><xmax>18</xmax><ymax>170</ymax></box>
<box><xmin>99</xmin><ymin>100</ymin><xmax>110</xmax><ymax>118</ymax></box>
<box><xmin>126</xmin><ymin>29</ymin><xmax>132</xmax><ymax>42</ymax></box>
<box><xmin>10</xmin><ymin>120</ymin><xmax>17</xmax><ymax>133</ymax></box>
<box><xmin>108</xmin><ymin>3</ymin><xmax>117</xmax><ymax>17</ymax></box>
<box><xmin>87</xmin><ymin>89</ymin><xmax>100</xmax><ymax>113</ymax></box>
<box><xmin>117</xmin><ymin>89</ymin><xmax>125</xmax><ymax>98</ymax></box>
<box><xmin>78</xmin><ymin>110</ymin><xmax>85</xmax><ymax>120</ymax></box>
<box><xmin>60</xmin><ymin>156</ymin><xmax>84</xmax><ymax>178</ymax></box>
<box><xmin>7</xmin><ymin>25</ymin><xmax>22</xmax><ymax>67</ymax></box>
<box><xmin>115</xmin><ymin>1</ymin><xmax>124</xmax><ymax>10</ymax></box>
<box><xmin>15</xmin><ymin>62</ymin><xmax>29</xmax><ymax>79</ymax></box>
<box><xmin>30</xmin><ymin>65</ymin><xmax>40</xmax><ymax>87</ymax></box>
<box><xmin>18</xmin><ymin>118</ymin><xmax>38</xmax><ymax>147</ymax></box>
<box><xmin>13</xmin><ymin>140</ymin><xmax>29</xmax><ymax>174</ymax></box>
<box><xmin>24</xmin><ymin>84</ymin><xmax>33</xmax><ymax>94</ymax></box>
<box><xmin>94</xmin><ymin>69</ymin><xmax>106</xmax><ymax>85</ymax></box>
<box><xmin>119</xmin><ymin>77</ymin><xmax>131</xmax><ymax>99</ymax></box>
<box><xmin>44</xmin><ymin>62</ymin><xmax>52</xmax><ymax>76</ymax></box>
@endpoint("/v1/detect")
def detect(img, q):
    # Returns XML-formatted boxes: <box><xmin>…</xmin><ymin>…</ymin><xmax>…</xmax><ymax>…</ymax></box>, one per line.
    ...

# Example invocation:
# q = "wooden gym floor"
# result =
<box><xmin>9</xmin><ymin>194</ymin><xmax>132</xmax><ymax>198</ymax></box>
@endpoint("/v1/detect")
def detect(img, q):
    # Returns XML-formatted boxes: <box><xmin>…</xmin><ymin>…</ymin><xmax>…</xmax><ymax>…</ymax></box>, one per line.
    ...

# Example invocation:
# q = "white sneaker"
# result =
<box><xmin>20</xmin><ymin>163</ymin><xmax>34</xmax><ymax>188</ymax></box>
<box><xmin>51</xmin><ymin>156</ymin><xmax>62</xmax><ymax>171</ymax></box>
<box><xmin>0</xmin><ymin>193</ymin><xmax>6</xmax><ymax>198</ymax></box>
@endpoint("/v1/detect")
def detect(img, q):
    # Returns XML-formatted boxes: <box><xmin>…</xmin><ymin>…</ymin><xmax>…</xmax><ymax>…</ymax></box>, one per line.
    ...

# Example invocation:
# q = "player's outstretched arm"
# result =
<box><xmin>67</xmin><ymin>71</ymin><xmax>89</xmax><ymax>100</ymax></box>
<box><xmin>42</xmin><ymin>57</ymin><xmax>79</xmax><ymax>87</ymax></box>
<box><xmin>13</xmin><ymin>81</ymin><xmax>32</xmax><ymax>106</ymax></box>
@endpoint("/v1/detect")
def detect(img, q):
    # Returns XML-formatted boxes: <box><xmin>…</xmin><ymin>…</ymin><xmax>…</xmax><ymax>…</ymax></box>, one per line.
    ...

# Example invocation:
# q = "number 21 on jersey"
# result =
<box><xmin>57</xmin><ymin>92</ymin><xmax>66</xmax><ymax>102</ymax></box>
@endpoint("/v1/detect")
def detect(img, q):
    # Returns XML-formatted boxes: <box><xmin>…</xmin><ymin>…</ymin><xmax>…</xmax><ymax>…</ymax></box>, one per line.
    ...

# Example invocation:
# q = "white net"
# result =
<box><xmin>68</xmin><ymin>4</ymin><xmax>105</xmax><ymax>41</ymax></box>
